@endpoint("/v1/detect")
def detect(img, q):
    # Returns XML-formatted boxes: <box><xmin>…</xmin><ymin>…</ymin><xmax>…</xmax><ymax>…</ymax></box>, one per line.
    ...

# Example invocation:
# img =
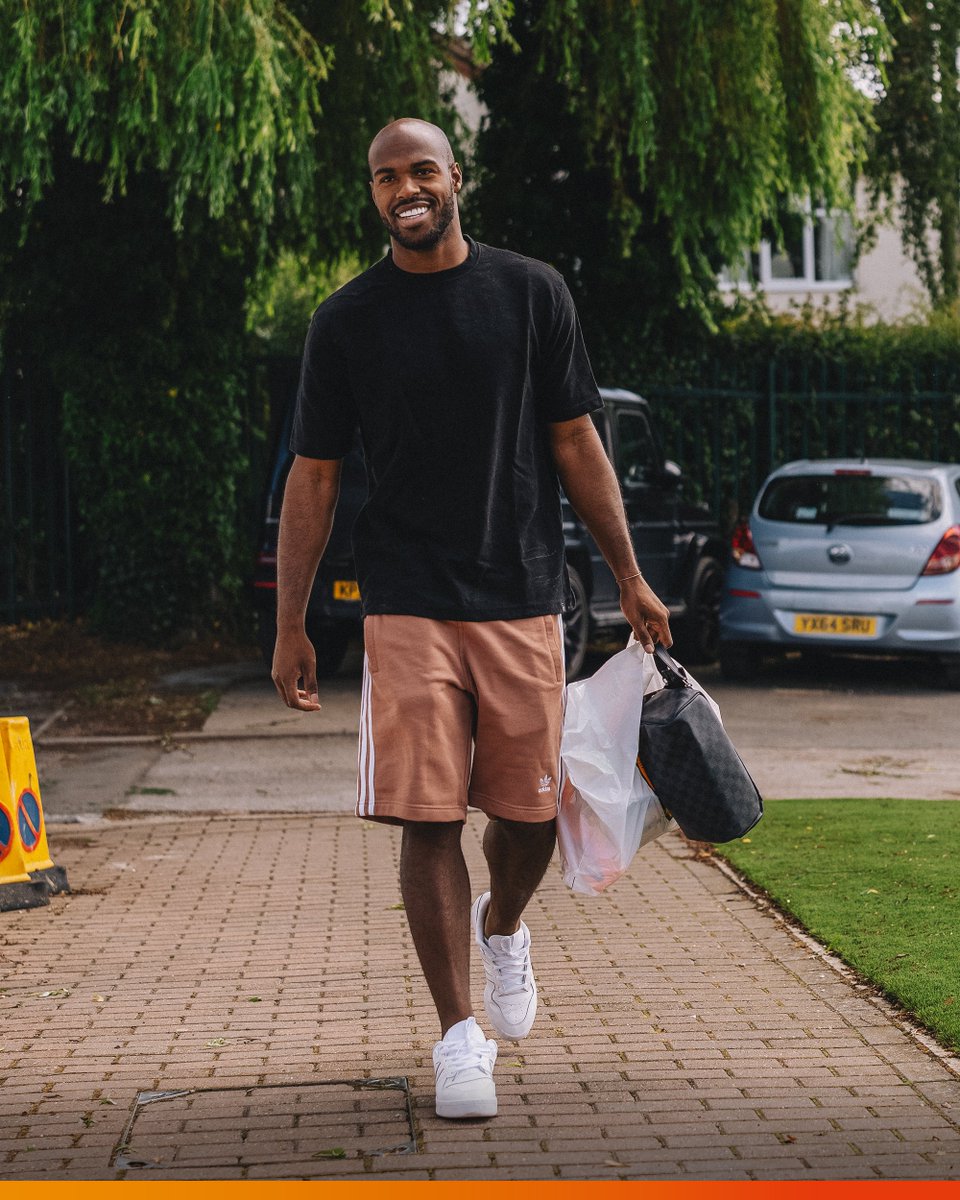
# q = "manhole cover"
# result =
<box><xmin>113</xmin><ymin>1078</ymin><xmax>414</xmax><ymax>1172</ymax></box>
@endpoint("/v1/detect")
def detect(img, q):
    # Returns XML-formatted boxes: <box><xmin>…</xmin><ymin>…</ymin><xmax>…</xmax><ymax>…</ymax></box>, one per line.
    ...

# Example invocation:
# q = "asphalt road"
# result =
<box><xmin>29</xmin><ymin>641</ymin><xmax>960</xmax><ymax>822</ymax></box>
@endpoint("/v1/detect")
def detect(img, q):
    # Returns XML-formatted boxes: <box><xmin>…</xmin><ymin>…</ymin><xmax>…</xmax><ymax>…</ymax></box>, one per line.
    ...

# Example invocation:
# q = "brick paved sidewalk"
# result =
<box><xmin>1</xmin><ymin>813</ymin><xmax>959</xmax><ymax>1181</ymax></box>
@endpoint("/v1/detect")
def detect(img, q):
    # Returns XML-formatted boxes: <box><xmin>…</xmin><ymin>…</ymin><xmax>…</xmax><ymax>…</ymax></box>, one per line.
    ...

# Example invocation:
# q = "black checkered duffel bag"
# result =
<box><xmin>637</xmin><ymin>646</ymin><xmax>763</xmax><ymax>843</ymax></box>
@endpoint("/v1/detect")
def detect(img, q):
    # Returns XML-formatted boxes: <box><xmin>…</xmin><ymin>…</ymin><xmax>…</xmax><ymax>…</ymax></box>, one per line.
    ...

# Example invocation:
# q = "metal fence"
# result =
<box><xmin>3</xmin><ymin>357</ymin><xmax>959</xmax><ymax>623</ymax></box>
<box><xmin>1</xmin><ymin>364</ymin><xmax>80</xmax><ymax>624</ymax></box>
<box><xmin>0</xmin><ymin>360</ymin><xmax>285</xmax><ymax>625</ymax></box>
<box><xmin>646</xmin><ymin>365</ymin><xmax>960</xmax><ymax>527</ymax></box>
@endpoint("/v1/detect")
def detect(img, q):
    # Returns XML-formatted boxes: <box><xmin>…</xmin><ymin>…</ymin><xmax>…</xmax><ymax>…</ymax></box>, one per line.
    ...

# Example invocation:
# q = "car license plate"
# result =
<box><xmin>793</xmin><ymin>613</ymin><xmax>877</xmax><ymax>637</ymax></box>
<box><xmin>333</xmin><ymin>580</ymin><xmax>360</xmax><ymax>601</ymax></box>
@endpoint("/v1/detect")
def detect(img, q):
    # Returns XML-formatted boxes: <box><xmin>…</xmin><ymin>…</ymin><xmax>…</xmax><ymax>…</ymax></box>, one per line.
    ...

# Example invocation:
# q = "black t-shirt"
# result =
<box><xmin>290</xmin><ymin>238</ymin><xmax>602</xmax><ymax>620</ymax></box>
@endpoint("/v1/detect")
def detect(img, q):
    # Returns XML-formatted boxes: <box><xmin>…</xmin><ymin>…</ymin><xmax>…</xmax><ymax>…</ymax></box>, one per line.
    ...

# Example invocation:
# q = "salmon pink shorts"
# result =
<box><xmin>357</xmin><ymin>614</ymin><xmax>566</xmax><ymax>825</ymax></box>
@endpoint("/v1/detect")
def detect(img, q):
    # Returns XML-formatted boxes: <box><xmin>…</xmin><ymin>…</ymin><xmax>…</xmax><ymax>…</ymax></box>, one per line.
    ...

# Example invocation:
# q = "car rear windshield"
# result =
<box><xmin>759</xmin><ymin>472</ymin><xmax>942</xmax><ymax>526</ymax></box>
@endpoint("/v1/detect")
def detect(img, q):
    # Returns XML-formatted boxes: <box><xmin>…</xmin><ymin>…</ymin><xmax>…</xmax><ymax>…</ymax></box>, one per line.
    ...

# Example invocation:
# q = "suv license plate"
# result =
<box><xmin>333</xmin><ymin>580</ymin><xmax>360</xmax><ymax>601</ymax></box>
<box><xmin>793</xmin><ymin>613</ymin><xmax>877</xmax><ymax>637</ymax></box>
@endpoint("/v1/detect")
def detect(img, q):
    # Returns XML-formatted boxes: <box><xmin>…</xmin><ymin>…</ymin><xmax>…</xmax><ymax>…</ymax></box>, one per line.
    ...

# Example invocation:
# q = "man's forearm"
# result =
<box><xmin>551</xmin><ymin>422</ymin><xmax>638</xmax><ymax>579</ymax></box>
<box><xmin>276</xmin><ymin>457</ymin><xmax>341</xmax><ymax>632</ymax></box>
<box><xmin>550</xmin><ymin>415</ymin><xmax>672</xmax><ymax>650</ymax></box>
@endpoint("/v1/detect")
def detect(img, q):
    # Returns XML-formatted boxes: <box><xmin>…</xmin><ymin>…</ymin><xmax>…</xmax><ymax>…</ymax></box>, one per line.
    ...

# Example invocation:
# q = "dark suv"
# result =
<box><xmin>253</xmin><ymin>387</ymin><xmax>724</xmax><ymax>677</ymax></box>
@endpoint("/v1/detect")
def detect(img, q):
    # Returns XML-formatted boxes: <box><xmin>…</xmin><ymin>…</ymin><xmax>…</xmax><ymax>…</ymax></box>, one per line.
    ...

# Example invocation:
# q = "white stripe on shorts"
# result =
<box><xmin>358</xmin><ymin>654</ymin><xmax>376</xmax><ymax>816</ymax></box>
<box><xmin>556</xmin><ymin>613</ymin><xmax>566</xmax><ymax>813</ymax></box>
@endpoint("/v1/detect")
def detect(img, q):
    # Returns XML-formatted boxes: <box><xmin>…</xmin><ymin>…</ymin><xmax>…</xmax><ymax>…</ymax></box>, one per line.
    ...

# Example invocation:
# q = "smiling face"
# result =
<box><xmin>368</xmin><ymin>120</ymin><xmax>463</xmax><ymax>257</ymax></box>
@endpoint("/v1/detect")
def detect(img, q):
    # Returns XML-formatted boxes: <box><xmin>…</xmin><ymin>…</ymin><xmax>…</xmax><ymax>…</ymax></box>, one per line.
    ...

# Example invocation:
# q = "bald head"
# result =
<box><xmin>367</xmin><ymin>119</ymin><xmax>455</xmax><ymax>174</ymax></box>
<box><xmin>367</xmin><ymin>117</ymin><xmax>466</xmax><ymax>266</ymax></box>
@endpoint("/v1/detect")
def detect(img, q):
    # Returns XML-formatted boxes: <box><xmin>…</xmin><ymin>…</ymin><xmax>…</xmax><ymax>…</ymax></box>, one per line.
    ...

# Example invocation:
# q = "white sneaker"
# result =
<box><xmin>433</xmin><ymin>1017</ymin><xmax>498</xmax><ymax>1119</ymax></box>
<box><xmin>471</xmin><ymin>891</ymin><xmax>538</xmax><ymax>1040</ymax></box>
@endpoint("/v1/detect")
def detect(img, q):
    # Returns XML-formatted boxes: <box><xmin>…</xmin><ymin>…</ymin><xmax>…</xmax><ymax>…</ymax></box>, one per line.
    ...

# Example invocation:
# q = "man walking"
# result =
<box><xmin>273</xmin><ymin>118</ymin><xmax>671</xmax><ymax>1120</ymax></box>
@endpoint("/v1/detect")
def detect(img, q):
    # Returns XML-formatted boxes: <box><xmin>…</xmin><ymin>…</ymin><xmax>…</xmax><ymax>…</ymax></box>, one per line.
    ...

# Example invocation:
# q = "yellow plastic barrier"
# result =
<box><xmin>0</xmin><ymin>730</ymin><xmax>49</xmax><ymax>910</ymax></box>
<box><xmin>0</xmin><ymin>716</ymin><xmax>69</xmax><ymax>899</ymax></box>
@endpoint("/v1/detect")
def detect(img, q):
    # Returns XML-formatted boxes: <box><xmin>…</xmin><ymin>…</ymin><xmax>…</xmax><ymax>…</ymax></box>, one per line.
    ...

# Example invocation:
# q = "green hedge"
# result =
<box><xmin>2</xmin><ymin>158</ymin><xmax>259</xmax><ymax>642</ymax></box>
<box><xmin>712</xmin><ymin>301</ymin><xmax>960</xmax><ymax>393</ymax></box>
<box><xmin>598</xmin><ymin>298</ymin><xmax>960</xmax><ymax>392</ymax></box>
<box><xmin>593</xmin><ymin>302</ymin><xmax>960</xmax><ymax>519</ymax></box>
<box><xmin>62</xmin><ymin>365</ymin><xmax>248</xmax><ymax>643</ymax></box>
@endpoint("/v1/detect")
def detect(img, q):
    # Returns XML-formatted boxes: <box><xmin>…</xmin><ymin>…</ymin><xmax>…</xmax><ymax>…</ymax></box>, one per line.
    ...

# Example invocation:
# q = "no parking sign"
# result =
<box><xmin>0</xmin><ymin>803</ymin><xmax>14</xmax><ymax>865</ymax></box>
<box><xmin>17</xmin><ymin>789</ymin><xmax>43</xmax><ymax>854</ymax></box>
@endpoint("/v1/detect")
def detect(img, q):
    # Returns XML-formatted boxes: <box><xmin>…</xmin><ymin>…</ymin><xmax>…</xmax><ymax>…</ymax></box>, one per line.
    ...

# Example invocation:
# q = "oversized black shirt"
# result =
<box><xmin>290</xmin><ymin>238</ymin><xmax>602</xmax><ymax>620</ymax></box>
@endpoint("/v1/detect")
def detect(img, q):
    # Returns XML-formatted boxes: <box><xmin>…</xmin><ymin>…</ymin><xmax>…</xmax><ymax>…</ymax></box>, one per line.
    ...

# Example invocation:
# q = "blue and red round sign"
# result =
<box><xmin>0</xmin><ymin>804</ymin><xmax>13</xmax><ymax>864</ymax></box>
<box><xmin>17</xmin><ymin>789</ymin><xmax>42</xmax><ymax>853</ymax></box>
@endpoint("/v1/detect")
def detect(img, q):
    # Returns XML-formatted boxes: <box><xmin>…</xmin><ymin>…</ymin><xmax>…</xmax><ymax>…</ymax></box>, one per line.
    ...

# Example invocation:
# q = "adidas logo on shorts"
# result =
<box><xmin>537</xmin><ymin>774</ymin><xmax>553</xmax><ymax>794</ymax></box>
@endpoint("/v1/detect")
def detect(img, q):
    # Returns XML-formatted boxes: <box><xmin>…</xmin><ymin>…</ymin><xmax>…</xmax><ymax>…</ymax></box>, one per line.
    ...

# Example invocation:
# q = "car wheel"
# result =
<box><xmin>563</xmin><ymin>565</ymin><xmax>590</xmax><ymax>680</ymax></box>
<box><xmin>719</xmin><ymin>641</ymin><xmax>763</xmax><ymax>682</ymax></box>
<box><xmin>674</xmin><ymin>556</ymin><xmax>722</xmax><ymax>664</ymax></box>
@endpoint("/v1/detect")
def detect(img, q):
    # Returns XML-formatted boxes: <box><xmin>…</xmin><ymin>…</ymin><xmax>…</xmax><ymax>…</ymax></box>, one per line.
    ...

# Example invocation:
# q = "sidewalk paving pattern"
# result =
<box><xmin>2</xmin><ymin>813</ymin><xmax>959</xmax><ymax>1180</ymax></box>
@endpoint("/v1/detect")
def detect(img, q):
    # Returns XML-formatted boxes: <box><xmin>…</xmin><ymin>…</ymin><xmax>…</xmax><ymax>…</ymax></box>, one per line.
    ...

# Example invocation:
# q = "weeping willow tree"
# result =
<box><xmin>2</xmin><ymin>2</ymin><xmax>326</xmax><ymax>236</ymax></box>
<box><xmin>1</xmin><ymin>0</ymin><xmax>510</xmax><ymax>253</ymax></box>
<box><xmin>870</xmin><ymin>1</ymin><xmax>960</xmax><ymax>306</ymax></box>
<box><xmin>0</xmin><ymin>1</ymin><xmax>509</xmax><ymax>639</ymax></box>
<box><xmin>471</xmin><ymin>0</ymin><xmax>888</xmax><ymax>367</ymax></box>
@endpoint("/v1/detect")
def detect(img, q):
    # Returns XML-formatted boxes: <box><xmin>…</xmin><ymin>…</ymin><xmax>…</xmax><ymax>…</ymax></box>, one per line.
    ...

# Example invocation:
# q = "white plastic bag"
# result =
<box><xmin>557</xmin><ymin>641</ymin><xmax>677</xmax><ymax>894</ymax></box>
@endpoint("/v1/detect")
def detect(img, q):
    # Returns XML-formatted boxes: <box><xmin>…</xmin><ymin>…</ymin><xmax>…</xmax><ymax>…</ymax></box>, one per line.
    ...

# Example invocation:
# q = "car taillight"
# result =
<box><xmin>922</xmin><ymin>525</ymin><xmax>960</xmax><ymax>575</ymax></box>
<box><xmin>731</xmin><ymin>520</ymin><xmax>762</xmax><ymax>570</ymax></box>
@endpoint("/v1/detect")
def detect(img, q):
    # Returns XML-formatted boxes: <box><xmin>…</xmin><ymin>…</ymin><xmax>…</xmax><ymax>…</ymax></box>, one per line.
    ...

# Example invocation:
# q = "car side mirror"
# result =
<box><xmin>660</xmin><ymin>460</ymin><xmax>683</xmax><ymax>489</ymax></box>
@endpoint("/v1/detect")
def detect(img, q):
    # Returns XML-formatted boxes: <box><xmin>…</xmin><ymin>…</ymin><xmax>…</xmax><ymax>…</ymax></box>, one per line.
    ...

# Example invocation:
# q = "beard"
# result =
<box><xmin>383</xmin><ymin>188</ymin><xmax>457</xmax><ymax>251</ymax></box>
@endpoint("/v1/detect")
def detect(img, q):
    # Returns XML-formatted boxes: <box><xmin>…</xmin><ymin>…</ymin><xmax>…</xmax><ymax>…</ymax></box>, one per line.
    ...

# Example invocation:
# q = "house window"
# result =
<box><xmin>720</xmin><ymin>208</ymin><xmax>854</xmax><ymax>291</ymax></box>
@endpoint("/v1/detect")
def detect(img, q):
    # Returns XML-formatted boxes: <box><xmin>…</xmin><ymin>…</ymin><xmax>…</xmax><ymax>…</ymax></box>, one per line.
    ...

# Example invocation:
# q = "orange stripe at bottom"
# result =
<box><xmin>636</xmin><ymin>754</ymin><xmax>654</xmax><ymax>790</ymax></box>
<box><xmin>55</xmin><ymin>1179</ymin><xmax>960</xmax><ymax>1196</ymax></box>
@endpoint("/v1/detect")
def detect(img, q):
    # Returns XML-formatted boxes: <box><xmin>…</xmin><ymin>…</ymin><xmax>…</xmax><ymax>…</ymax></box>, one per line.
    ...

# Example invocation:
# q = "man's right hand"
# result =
<box><xmin>272</xmin><ymin>628</ymin><xmax>322</xmax><ymax>711</ymax></box>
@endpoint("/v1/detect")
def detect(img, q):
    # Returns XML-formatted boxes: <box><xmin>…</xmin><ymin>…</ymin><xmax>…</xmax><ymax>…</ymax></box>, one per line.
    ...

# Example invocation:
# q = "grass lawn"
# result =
<box><xmin>717</xmin><ymin>798</ymin><xmax>960</xmax><ymax>1051</ymax></box>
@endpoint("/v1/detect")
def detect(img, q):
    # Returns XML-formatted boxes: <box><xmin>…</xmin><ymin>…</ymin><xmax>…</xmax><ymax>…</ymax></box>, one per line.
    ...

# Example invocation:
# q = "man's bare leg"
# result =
<box><xmin>481</xmin><ymin>817</ymin><xmax>556</xmax><ymax>937</ymax></box>
<box><xmin>399</xmin><ymin>820</ymin><xmax>473</xmax><ymax>1035</ymax></box>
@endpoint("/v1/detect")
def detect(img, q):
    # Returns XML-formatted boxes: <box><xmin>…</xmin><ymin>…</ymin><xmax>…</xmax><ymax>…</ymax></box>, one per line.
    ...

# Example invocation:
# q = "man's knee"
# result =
<box><xmin>492</xmin><ymin>816</ymin><xmax>556</xmax><ymax>839</ymax></box>
<box><xmin>401</xmin><ymin>818</ymin><xmax>465</xmax><ymax>846</ymax></box>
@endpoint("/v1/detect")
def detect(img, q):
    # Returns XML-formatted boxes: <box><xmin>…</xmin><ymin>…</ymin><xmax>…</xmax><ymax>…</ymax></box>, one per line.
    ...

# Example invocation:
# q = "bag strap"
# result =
<box><xmin>652</xmin><ymin>644</ymin><xmax>691</xmax><ymax>689</ymax></box>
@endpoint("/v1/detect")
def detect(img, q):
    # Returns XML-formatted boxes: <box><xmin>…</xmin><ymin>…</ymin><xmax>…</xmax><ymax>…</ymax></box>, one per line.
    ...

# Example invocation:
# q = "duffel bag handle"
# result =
<box><xmin>652</xmin><ymin>643</ymin><xmax>691</xmax><ymax>689</ymax></box>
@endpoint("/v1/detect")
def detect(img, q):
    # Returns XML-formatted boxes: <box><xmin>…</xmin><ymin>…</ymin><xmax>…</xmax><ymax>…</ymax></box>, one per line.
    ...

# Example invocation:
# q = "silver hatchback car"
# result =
<box><xmin>720</xmin><ymin>458</ymin><xmax>960</xmax><ymax>687</ymax></box>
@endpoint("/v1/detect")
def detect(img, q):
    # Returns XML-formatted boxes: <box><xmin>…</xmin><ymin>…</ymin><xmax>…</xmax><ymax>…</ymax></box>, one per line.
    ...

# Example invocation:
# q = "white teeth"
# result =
<box><xmin>398</xmin><ymin>205</ymin><xmax>428</xmax><ymax>219</ymax></box>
